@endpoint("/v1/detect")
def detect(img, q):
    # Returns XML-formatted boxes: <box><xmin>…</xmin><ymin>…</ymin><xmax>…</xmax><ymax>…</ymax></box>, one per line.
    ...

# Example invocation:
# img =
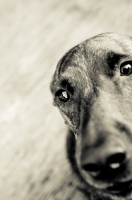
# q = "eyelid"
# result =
<box><xmin>55</xmin><ymin>89</ymin><xmax>66</xmax><ymax>96</ymax></box>
<box><xmin>112</xmin><ymin>57</ymin><xmax>132</xmax><ymax>72</ymax></box>
<box><xmin>120</xmin><ymin>60</ymin><xmax>132</xmax><ymax>66</ymax></box>
<box><xmin>61</xmin><ymin>78</ymin><xmax>74</xmax><ymax>93</ymax></box>
<box><xmin>55</xmin><ymin>87</ymin><xmax>74</xmax><ymax>100</ymax></box>
<box><xmin>118</xmin><ymin>57</ymin><xmax>132</xmax><ymax>67</ymax></box>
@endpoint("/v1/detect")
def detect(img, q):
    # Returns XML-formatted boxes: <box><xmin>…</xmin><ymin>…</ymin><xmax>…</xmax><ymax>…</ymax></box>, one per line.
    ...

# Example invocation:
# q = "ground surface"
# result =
<box><xmin>1</xmin><ymin>0</ymin><xmax>132</xmax><ymax>200</ymax></box>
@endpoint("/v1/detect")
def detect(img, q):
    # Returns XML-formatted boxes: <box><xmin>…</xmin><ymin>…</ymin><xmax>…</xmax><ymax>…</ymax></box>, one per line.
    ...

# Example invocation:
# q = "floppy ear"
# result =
<box><xmin>50</xmin><ymin>74</ymin><xmax>56</xmax><ymax>94</ymax></box>
<box><xmin>50</xmin><ymin>45</ymin><xmax>81</xmax><ymax>94</ymax></box>
<box><xmin>50</xmin><ymin>55</ymin><xmax>65</xmax><ymax>94</ymax></box>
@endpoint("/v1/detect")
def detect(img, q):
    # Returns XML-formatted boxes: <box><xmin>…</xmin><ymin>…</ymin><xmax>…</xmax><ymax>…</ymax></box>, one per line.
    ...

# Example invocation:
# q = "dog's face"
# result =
<box><xmin>51</xmin><ymin>33</ymin><xmax>132</xmax><ymax>200</ymax></box>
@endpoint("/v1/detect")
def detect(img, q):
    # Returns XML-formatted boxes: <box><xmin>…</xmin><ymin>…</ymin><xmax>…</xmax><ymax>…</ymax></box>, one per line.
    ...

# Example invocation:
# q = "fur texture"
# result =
<box><xmin>51</xmin><ymin>33</ymin><xmax>132</xmax><ymax>200</ymax></box>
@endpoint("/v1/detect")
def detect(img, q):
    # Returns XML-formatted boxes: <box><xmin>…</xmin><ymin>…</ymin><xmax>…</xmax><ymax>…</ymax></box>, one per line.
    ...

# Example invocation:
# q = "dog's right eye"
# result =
<box><xmin>120</xmin><ymin>61</ymin><xmax>132</xmax><ymax>76</ymax></box>
<box><xmin>56</xmin><ymin>90</ymin><xmax>70</xmax><ymax>102</ymax></box>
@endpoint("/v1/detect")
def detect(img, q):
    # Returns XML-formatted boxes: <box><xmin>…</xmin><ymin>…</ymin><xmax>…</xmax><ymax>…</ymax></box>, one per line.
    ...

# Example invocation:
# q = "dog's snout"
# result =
<box><xmin>81</xmin><ymin>145</ymin><xmax>127</xmax><ymax>178</ymax></box>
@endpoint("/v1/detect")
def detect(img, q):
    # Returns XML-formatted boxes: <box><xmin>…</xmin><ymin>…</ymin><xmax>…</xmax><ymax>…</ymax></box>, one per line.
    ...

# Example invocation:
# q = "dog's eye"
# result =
<box><xmin>120</xmin><ymin>62</ymin><xmax>132</xmax><ymax>76</ymax></box>
<box><xmin>56</xmin><ymin>90</ymin><xmax>70</xmax><ymax>102</ymax></box>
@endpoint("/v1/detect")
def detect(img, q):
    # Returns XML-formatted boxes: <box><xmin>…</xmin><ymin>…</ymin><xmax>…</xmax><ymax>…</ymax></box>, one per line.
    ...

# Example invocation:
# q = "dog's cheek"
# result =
<box><xmin>61</xmin><ymin>113</ymin><xmax>75</xmax><ymax>131</ymax></box>
<box><xmin>60</xmin><ymin>109</ymin><xmax>80</xmax><ymax>133</ymax></box>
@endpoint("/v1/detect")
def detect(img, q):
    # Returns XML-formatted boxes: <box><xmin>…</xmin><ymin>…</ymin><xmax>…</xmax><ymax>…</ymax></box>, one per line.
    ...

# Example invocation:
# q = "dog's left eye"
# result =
<box><xmin>120</xmin><ymin>62</ymin><xmax>132</xmax><ymax>76</ymax></box>
<box><xmin>56</xmin><ymin>90</ymin><xmax>70</xmax><ymax>102</ymax></box>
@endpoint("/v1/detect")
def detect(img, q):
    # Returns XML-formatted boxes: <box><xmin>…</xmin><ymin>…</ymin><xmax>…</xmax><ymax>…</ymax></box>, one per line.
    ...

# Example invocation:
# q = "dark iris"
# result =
<box><xmin>56</xmin><ymin>90</ymin><xmax>70</xmax><ymax>102</ymax></box>
<box><xmin>120</xmin><ymin>62</ymin><xmax>132</xmax><ymax>76</ymax></box>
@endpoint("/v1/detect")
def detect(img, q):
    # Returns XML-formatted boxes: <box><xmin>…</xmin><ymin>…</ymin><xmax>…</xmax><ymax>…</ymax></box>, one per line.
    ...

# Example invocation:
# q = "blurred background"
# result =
<box><xmin>1</xmin><ymin>0</ymin><xmax>132</xmax><ymax>199</ymax></box>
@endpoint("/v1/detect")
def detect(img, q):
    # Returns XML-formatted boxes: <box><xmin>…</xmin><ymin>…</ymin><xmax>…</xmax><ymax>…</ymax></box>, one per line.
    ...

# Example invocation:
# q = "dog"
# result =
<box><xmin>50</xmin><ymin>33</ymin><xmax>132</xmax><ymax>200</ymax></box>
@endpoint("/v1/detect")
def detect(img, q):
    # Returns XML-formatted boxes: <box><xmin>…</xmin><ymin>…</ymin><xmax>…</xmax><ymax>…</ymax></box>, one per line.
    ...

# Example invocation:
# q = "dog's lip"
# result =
<box><xmin>106</xmin><ymin>179</ymin><xmax>132</xmax><ymax>194</ymax></box>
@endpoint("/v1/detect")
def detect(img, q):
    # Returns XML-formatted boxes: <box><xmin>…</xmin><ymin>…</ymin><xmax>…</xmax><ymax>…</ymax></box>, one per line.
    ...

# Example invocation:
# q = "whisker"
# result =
<box><xmin>41</xmin><ymin>82</ymin><xmax>52</xmax><ymax>91</ymax></box>
<box><xmin>43</xmin><ymin>71</ymin><xmax>53</xmax><ymax>75</ymax></box>
<box><xmin>59</xmin><ymin>160</ymin><xmax>69</xmax><ymax>169</ymax></box>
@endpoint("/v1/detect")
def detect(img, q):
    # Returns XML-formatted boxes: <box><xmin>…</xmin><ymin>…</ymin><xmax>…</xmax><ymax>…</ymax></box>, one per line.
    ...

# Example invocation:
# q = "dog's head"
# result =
<box><xmin>50</xmin><ymin>33</ymin><xmax>132</xmax><ymax>199</ymax></box>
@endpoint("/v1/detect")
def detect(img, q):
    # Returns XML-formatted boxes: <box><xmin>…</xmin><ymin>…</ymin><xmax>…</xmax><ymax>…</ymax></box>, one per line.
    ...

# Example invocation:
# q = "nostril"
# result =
<box><xmin>107</xmin><ymin>152</ymin><xmax>126</xmax><ymax>169</ymax></box>
<box><xmin>82</xmin><ymin>163</ymin><xmax>99</xmax><ymax>173</ymax></box>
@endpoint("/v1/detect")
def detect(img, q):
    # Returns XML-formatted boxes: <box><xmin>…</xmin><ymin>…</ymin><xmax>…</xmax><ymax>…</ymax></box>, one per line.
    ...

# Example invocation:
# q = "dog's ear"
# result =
<box><xmin>50</xmin><ymin>68</ymin><xmax>59</xmax><ymax>95</ymax></box>
<box><xmin>50</xmin><ymin>75</ymin><xmax>58</xmax><ymax>107</ymax></box>
<box><xmin>50</xmin><ymin>75</ymin><xmax>55</xmax><ymax>94</ymax></box>
<box><xmin>50</xmin><ymin>58</ymin><xmax>63</xmax><ymax>94</ymax></box>
<box><xmin>50</xmin><ymin>45</ymin><xmax>81</xmax><ymax>94</ymax></box>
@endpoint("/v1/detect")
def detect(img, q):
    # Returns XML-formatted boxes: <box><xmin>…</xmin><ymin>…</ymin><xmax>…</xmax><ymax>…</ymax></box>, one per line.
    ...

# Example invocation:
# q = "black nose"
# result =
<box><xmin>81</xmin><ymin>148</ymin><xmax>126</xmax><ymax>178</ymax></box>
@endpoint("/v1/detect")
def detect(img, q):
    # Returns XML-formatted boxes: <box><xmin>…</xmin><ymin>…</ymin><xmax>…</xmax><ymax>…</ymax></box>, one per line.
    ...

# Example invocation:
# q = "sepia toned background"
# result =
<box><xmin>1</xmin><ymin>0</ymin><xmax>132</xmax><ymax>199</ymax></box>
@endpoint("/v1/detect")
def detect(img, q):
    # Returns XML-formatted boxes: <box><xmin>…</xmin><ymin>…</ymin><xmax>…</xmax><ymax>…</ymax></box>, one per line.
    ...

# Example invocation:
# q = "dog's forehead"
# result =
<box><xmin>59</xmin><ymin>33</ymin><xmax>132</xmax><ymax>75</ymax></box>
<box><xmin>86</xmin><ymin>33</ymin><xmax>132</xmax><ymax>51</ymax></box>
<box><xmin>51</xmin><ymin>33</ymin><xmax>132</xmax><ymax>93</ymax></box>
